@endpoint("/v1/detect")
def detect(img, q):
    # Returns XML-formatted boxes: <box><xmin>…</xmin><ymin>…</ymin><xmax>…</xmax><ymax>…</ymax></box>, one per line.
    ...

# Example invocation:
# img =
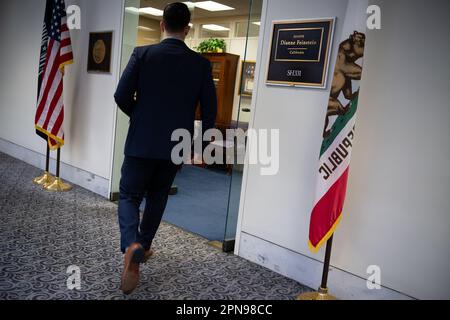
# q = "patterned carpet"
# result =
<box><xmin>0</xmin><ymin>152</ymin><xmax>309</xmax><ymax>300</ymax></box>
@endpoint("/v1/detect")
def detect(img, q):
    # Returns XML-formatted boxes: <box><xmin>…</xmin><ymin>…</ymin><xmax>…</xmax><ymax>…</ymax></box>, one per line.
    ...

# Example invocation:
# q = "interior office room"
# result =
<box><xmin>0</xmin><ymin>0</ymin><xmax>449</xmax><ymax>303</ymax></box>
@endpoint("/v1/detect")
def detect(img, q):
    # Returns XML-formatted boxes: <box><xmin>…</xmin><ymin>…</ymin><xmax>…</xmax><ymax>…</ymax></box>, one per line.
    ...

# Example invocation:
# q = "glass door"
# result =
<box><xmin>112</xmin><ymin>0</ymin><xmax>263</xmax><ymax>253</ymax></box>
<box><xmin>223</xmin><ymin>0</ymin><xmax>263</xmax><ymax>252</ymax></box>
<box><xmin>110</xmin><ymin>0</ymin><xmax>141</xmax><ymax>199</ymax></box>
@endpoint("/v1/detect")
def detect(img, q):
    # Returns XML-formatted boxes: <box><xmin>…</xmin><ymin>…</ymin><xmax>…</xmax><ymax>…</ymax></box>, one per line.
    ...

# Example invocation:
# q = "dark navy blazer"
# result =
<box><xmin>114</xmin><ymin>38</ymin><xmax>217</xmax><ymax>160</ymax></box>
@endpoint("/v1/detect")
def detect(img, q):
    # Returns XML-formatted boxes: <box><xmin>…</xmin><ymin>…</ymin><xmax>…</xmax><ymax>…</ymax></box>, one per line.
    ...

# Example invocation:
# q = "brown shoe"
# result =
<box><xmin>143</xmin><ymin>249</ymin><xmax>155</xmax><ymax>263</ymax></box>
<box><xmin>121</xmin><ymin>243</ymin><xmax>144</xmax><ymax>295</ymax></box>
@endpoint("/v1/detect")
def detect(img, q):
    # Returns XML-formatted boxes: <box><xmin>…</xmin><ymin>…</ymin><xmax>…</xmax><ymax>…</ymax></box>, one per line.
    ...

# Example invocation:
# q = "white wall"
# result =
<box><xmin>236</xmin><ymin>0</ymin><xmax>450</xmax><ymax>300</ymax></box>
<box><xmin>0</xmin><ymin>0</ymin><xmax>124</xmax><ymax>192</ymax></box>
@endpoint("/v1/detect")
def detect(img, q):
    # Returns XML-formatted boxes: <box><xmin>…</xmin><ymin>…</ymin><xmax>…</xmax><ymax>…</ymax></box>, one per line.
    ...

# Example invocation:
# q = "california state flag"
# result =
<box><xmin>309</xmin><ymin>0</ymin><xmax>368</xmax><ymax>252</ymax></box>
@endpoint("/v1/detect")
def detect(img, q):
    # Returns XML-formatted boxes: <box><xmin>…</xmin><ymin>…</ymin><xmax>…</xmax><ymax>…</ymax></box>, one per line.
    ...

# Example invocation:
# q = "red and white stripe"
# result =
<box><xmin>35</xmin><ymin>17</ymin><xmax>72</xmax><ymax>149</ymax></box>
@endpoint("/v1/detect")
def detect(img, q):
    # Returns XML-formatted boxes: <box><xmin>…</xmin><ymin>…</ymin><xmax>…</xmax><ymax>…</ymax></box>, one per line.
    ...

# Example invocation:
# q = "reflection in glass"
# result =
<box><xmin>200</xmin><ymin>23</ymin><xmax>231</xmax><ymax>38</ymax></box>
<box><xmin>236</xmin><ymin>20</ymin><xmax>260</xmax><ymax>38</ymax></box>
<box><xmin>137</xmin><ymin>14</ymin><xmax>161</xmax><ymax>46</ymax></box>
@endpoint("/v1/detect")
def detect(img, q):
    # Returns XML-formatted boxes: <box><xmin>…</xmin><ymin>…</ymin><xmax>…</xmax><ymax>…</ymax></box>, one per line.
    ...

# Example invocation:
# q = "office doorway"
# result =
<box><xmin>111</xmin><ymin>0</ymin><xmax>263</xmax><ymax>251</ymax></box>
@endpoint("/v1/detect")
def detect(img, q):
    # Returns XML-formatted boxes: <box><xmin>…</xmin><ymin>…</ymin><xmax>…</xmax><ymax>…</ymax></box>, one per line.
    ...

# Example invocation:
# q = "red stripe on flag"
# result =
<box><xmin>51</xmin><ymin>107</ymin><xmax>64</xmax><ymax>137</ymax></box>
<box><xmin>35</xmin><ymin>40</ymin><xmax>55</xmax><ymax>121</ymax></box>
<box><xmin>60</xmin><ymin>53</ymin><xmax>73</xmax><ymax>64</ymax></box>
<box><xmin>61</xmin><ymin>38</ymin><xmax>71</xmax><ymax>48</ymax></box>
<box><xmin>35</xmin><ymin>42</ymin><xmax>60</xmax><ymax>122</ymax></box>
<box><xmin>309</xmin><ymin>168</ymin><xmax>350</xmax><ymax>250</ymax></box>
<box><xmin>42</xmin><ymin>82</ymin><xmax>63</xmax><ymax>129</ymax></box>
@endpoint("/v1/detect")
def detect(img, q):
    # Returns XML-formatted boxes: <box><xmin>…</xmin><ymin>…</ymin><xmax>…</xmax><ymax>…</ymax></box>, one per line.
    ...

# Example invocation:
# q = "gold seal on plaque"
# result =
<box><xmin>92</xmin><ymin>39</ymin><xmax>106</xmax><ymax>64</ymax></box>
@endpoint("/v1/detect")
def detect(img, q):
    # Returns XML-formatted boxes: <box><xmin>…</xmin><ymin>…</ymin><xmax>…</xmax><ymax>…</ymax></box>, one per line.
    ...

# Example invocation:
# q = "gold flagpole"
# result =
<box><xmin>297</xmin><ymin>235</ymin><xmax>337</xmax><ymax>300</ymax></box>
<box><xmin>33</xmin><ymin>143</ymin><xmax>55</xmax><ymax>186</ymax></box>
<box><xmin>44</xmin><ymin>147</ymin><xmax>72</xmax><ymax>192</ymax></box>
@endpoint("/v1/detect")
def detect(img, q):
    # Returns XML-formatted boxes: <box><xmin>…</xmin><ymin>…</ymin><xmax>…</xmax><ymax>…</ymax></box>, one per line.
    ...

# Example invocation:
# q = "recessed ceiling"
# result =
<box><xmin>139</xmin><ymin>0</ymin><xmax>262</xmax><ymax>20</ymax></box>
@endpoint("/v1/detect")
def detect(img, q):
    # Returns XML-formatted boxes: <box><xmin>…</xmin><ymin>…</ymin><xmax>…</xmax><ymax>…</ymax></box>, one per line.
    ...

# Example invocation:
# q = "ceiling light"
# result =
<box><xmin>139</xmin><ymin>7</ymin><xmax>164</xmax><ymax>17</ymax></box>
<box><xmin>189</xmin><ymin>23</ymin><xmax>194</xmax><ymax>27</ymax></box>
<box><xmin>125</xmin><ymin>7</ymin><xmax>140</xmax><ymax>14</ymax></box>
<box><xmin>138</xmin><ymin>26</ymin><xmax>155</xmax><ymax>31</ymax></box>
<box><xmin>193</xmin><ymin>1</ymin><xmax>235</xmax><ymax>12</ymax></box>
<box><xmin>183</xmin><ymin>2</ymin><xmax>196</xmax><ymax>9</ymax></box>
<box><xmin>202</xmin><ymin>24</ymin><xmax>230</xmax><ymax>31</ymax></box>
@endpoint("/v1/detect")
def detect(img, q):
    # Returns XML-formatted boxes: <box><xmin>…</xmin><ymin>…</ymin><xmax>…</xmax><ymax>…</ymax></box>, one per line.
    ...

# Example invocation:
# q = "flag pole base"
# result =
<box><xmin>297</xmin><ymin>287</ymin><xmax>337</xmax><ymax>300</ymax></box>
<box><xmin>44</xmin><ymin>177</ymin><xmax>72</xmax><ymax>192</ymax></box>
<box><xmin>33</xmin><ymin>171</ymin><xmax>55</xmax><ymax>186</ymax></box>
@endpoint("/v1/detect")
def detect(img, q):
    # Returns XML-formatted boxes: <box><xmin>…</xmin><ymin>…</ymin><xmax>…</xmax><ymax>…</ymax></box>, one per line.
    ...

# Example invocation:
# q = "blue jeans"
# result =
<box><xmin>118</xmin><ymin>156</ymin><xmax>178</xmax><ymax>253</ymax></box>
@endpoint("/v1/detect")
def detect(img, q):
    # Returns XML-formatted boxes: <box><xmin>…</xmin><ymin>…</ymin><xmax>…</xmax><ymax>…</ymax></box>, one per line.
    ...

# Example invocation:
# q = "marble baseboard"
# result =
<box><xmin>237</xmin><ymin>232</ymin><xmax>413</xmax><ymax>300</ymax></box>
<box><xmin>0</xmin><ymin>138</ymin><xmax>110</xmax><ymax>198</ymax></box>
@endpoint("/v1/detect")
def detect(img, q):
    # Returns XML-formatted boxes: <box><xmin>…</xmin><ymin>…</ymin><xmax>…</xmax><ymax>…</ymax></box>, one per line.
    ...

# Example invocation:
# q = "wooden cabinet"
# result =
<box><xmin>196</xmin><ymin>53</ymin><xmax>240</xmax><ymax>131</ymax></box>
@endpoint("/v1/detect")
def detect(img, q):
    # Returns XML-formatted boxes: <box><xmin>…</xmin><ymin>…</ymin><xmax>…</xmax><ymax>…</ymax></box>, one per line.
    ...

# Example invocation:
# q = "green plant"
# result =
<box><xmin>196</xmin><ymin>38</ymin><xmax>227</xmax><ymax>53</ymax></box>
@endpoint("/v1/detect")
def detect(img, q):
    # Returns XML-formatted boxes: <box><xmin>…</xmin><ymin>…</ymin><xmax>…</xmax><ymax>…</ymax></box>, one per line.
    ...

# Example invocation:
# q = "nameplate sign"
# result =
<box><xmin>267</xmin><ymin>18</ymin><xmax>335</xmax><ymax>89</ymax></box>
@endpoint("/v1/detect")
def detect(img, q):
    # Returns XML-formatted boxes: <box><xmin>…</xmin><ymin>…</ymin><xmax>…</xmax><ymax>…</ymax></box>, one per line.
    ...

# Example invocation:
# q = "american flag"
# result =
<box><xmin>35</xmin><ymin>0</ymin><xmax>73</xmax><ymax>149</ymax></box>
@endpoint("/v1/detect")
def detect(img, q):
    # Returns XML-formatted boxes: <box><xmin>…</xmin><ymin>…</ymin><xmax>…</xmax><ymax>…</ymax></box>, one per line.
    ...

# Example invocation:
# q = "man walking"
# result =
<box><xmin>114</xmin><ymin>2</ymin><xmax>217</xmax><ymax>295</ymax></box>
